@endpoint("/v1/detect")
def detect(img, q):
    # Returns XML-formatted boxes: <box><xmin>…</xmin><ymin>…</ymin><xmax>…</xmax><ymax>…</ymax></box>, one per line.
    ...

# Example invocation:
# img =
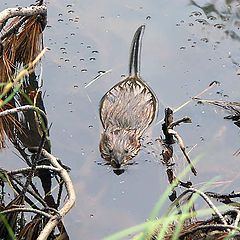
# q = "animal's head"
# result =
<box><xmin>100</xmin><ymin>128</ymin><xmax>141</xmax><ymax>168</ymax></box>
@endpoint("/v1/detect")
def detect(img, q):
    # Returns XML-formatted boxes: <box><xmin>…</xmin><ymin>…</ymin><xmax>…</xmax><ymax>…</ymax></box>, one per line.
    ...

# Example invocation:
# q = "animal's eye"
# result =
<box><xmin>125</xmin><ymin>149</ymin><xmax>129</xmax><ymax>154</ymax></box>
<box><xmin>109</xmin><ymin>149</ymin><xmax>113</xmax><ymax>153</ymax></box>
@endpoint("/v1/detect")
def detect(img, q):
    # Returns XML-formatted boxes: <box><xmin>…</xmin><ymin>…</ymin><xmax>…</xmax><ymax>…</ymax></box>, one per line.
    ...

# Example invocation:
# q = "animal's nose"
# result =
<box><xmin>111</xmin><ymin>159</ymin><xmax>121</xmax><ymax>168</ymax></box>
<box><xmin>111</xmin><ymin>151</ymin><xmax>124</xmax><ymax>168</ymax></box>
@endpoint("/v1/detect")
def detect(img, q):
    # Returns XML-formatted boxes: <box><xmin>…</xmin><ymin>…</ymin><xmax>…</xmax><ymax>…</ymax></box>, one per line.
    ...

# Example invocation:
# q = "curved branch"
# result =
<box><xmin>33</xmin><ymin>149</ymin><xmax>76</xmax><ymax>240</ymax></box>
<box><xmin>0</xmin><ymin>6</ymin><xmax>47</xmax><ymax>31</ymax></box>
<box><xmin>0</xmin><ymin>105</ymin><xmax>48</xmax><ymax>128</ymax></box>
<box><xmin>1</xmin><ymin>207</ymin><xmax>52</xmax><ymax>218</ymax></box>
<box><xmin>8</xmin><ymin>165</ymin><xmax>59</xmax><ymax>175</ymax></box>
<box><xmin>168</xmin><ymin>187</ymin><xmax>227</xmax><ymax>225</ymax></box>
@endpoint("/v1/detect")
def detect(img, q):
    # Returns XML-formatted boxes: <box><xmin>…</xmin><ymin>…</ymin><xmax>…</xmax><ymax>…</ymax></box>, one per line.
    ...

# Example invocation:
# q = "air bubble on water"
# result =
<box><xmin>180</xmin><ymin>46</ymin><xmax>186</xmax><ymax>50</ymax></box>
<box><xmin>65</xmin><ymin>59</ymin><xmax>70</xmax><ymax>62</ymax></box>
<box><xmin>195</xmin><ymin>19</ymin><xmax>208</xmax><ymax>25</ymax></box>
<box><xmin>200</xmin><ymin>37</ymin><xmax>209</xmax><ymax>43</ymax></box>
<box><xmin>66</xmin><ymin>4</ymin><xmax>72</xmax><ymax>7</ymax></box>
<box><xmin>92</xmin><ymin>50</ymin><xmax>99</xmax><ymax>54</ymax></box>
<box><xmin>190</xmin><ymin>11</ymin><xmax>202</xmax><ymax>17</ymax></box>
<box><xmin>73</xmin><ymin>85</ymin><xmax>78</xmax><ymax>88</ymax></box>
<box><xmin>98</xmin><ymin>70</ymin><xmax>106</xmax><ymax>74</ymax></box>
<box><xmin>81</xmin><ymin>69</ymin><xmax>87</xmax><ymax>72</ymax></box>
<box><xmin>146</xmin><ymin>15</ymin><xmax>151</xmax><ymax>20</ymax></box>
<box><xmin>207</xmin><ymin>15</ymin><xmax>216</xmax><ymax>21</ymax></box>
<box><xmin>58</xmin><ymin>19</ymin><xmax>63</xmax><ymax>22</ymax></box>
<box><xmin>90</xmin><ymin>57</ymin><xmax>96</xmax><ymax>61</ymax></box>
<box><xmin>68</xmin><ymin>10</ymin><xmax>74</xmax><ymax>14</ymax></box>
<box><xmin>214</xmin><ymin>23</ymin><xmax>224</xmax><ymax>29</ymax></box>
<box><xmin>80</xmin><ymin>58</ymin><xmax>84</xmax><ymax>61</ymax></box>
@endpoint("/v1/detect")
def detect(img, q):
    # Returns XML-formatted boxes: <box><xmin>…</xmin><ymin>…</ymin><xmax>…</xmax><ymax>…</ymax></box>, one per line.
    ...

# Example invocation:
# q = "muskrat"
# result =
<box><xmin>99</xmin><ymin>25</ymin><xmax>158</xmax><ymax>169</ymax></box>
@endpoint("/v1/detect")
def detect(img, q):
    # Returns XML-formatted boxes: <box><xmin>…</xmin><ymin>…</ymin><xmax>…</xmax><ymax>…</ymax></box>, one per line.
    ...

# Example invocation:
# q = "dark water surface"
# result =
<box><xmin>1</xmin><ymin>0</ymin><xmax>240</xmax><ymax>239</ymax></box>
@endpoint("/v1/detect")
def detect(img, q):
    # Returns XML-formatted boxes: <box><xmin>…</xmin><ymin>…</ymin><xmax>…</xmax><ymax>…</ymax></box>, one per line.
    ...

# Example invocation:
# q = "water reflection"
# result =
<box><xmin>190</xmin><ymin>0</ymin><xmax>240</xmax><ymax>41</ymax></box>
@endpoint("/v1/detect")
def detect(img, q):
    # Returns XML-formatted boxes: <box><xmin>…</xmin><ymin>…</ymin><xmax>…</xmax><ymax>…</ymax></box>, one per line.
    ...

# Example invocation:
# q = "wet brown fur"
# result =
<box><xmin>99</xmin><ymin>25</ymin><xmax>158</xmax><ymax>168</ymax></box>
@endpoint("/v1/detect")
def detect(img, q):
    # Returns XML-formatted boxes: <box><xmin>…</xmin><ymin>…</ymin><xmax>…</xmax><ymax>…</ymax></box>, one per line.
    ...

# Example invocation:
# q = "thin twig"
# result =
<box><xmin>1</xmin><ymin>207</ymin><xmax>52</xmax><ymax>218</ymax></box>
<box><xmin>168</xmin><ymin>187</ymin><xmax>227</xmax><ymax>225</ymax></box>
<box><xmin>0</xmin><ymin>105</ymin><xmax>47</xmax><ymax>125</ymax></box>
<box><xmin>156</xmin><ymin>82</ymin><xmax>218</xmax><ymax>126</ymax></box>
<box><xmin>168</xmin><ymin>129</ymin><xmax>197</xmax><ymax>176</ymax></box>
<box><xmin>8</xmin><ymin>165</ymin><xmax>59</xmax><ymax>175</ymax></box>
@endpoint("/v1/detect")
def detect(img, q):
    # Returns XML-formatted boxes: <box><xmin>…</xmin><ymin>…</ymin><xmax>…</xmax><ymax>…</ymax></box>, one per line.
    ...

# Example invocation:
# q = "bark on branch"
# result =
<box><xmin>0</xmin><ymin>6</ymin><xmax>47</xmax><ymax>31</ymax></box>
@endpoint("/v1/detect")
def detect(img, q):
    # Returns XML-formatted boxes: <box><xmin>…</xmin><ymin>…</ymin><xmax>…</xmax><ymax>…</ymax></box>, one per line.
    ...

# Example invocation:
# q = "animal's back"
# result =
<box><xmin>100</xmin><ymin>76</ymin><xmax>157</xmax><ymax>133</ymax></box>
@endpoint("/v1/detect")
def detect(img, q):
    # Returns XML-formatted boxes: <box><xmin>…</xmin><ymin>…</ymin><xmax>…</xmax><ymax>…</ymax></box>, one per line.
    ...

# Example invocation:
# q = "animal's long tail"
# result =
<box><xmin>128</xmin><ymin>25</ymin><xmax>145</xmax><ymax>77</ymax></box>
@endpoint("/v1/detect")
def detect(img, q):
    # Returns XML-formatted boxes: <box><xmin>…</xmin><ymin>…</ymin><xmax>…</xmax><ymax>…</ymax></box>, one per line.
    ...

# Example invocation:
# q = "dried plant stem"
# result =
<box><xmin>168</xmin><ymin>129</ymin><xmax>197</xmax><ymax>176</ymax></box>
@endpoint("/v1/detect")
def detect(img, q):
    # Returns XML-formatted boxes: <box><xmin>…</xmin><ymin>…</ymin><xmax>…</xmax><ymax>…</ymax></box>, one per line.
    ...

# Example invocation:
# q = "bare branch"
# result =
<box><xmin>168</xmin><ymin>187</ymin><xmax>227</xmax><ymax>225</ymax></box>
<box><xmin>8</xmin><ymin>165</ymin><xmax>59</xmax><ymax>175</ymax></box>
<box><xmin>31</xmin><ymin>149</ymin><xmax>76</xmax><ymax>240</ymax></box>
<box><xmin>0</xmin><ymin>105</ymin><xmax>47</xmax><ymax>125</ymax></box>
<box><xmin>168</xmin><ymin>129</ymin><xmax>197</xmax><ymax>176</ymax></box>
<box><xmin>0</xmin><ymin>6</ymin><xmax>47</xmax><ymax>31</ymax></box>
<box><xmin>1</xmin><ymin>207</ymin><xmax>52</xmax><ymax>218</ymax></box>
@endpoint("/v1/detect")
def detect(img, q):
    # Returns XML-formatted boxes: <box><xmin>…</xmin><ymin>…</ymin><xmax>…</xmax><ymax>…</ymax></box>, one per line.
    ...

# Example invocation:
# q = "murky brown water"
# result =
<box><xmin>1</xmin><ymin>0</ymin><xmax>240</xmax><ymax>239</ymax></box>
